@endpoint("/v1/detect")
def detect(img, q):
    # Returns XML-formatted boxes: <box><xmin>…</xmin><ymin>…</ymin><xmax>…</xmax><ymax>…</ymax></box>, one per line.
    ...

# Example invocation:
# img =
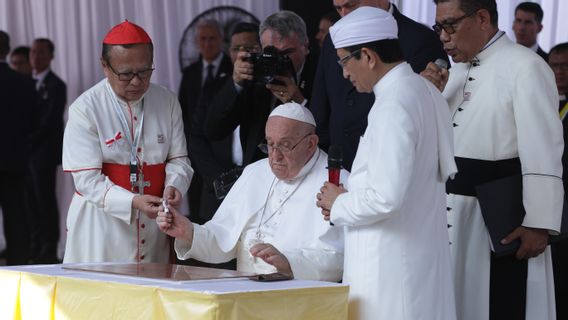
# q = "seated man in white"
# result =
<box><xmin>156</xmin><ymin>102</ymin><xmax>346</xmax><ymax>281</ymax></box>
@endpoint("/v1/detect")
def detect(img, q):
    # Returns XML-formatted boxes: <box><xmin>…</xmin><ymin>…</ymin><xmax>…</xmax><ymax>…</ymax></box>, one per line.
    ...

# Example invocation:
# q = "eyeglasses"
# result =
<box><xmin>258</xmin><ymin>133</ymin><xmax>312</xmax><ymax>154</ymax></box>
<box><xmin>106</xmin><ymin>62</ymin><xmax>154</xmax><ymax>81</ymax></box>
<box><xmin>337</xmin><ymin>49</ymin><xmax>361</xmax><ymax>68</ymax></box>
<box><xmin>432</xmin><ymin>11</ymin><xmax>476</xmax><ymax>35</ymax></box>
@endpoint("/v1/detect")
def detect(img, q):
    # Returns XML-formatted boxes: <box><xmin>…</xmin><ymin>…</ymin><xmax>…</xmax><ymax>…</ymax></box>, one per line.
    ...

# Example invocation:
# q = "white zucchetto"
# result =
<box><xmin>269</xmin><ymin>102</ymin><xmax>316</xmax><ymax>127</ymax></box>
<box><xmin>330</xmin><ymin>6</ymin><xmax>398</xmax><ymax>49</ymax></box>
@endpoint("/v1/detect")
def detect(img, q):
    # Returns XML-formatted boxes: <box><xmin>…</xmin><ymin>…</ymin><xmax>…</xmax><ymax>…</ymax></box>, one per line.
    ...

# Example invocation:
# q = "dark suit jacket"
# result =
<box><xmin>0</xmin><ymin>63</ymin><xmax>37</xmax><ymax>172</ymax></box>
<box><xmin>536</xmin><ymin>46</ymin><xmax>549</xmax><ymax>61</ymax></box>
<box><xmin>561</xmin><ymin>99</ymin><xmax>568</xmax><ymax>192</ymax></box>
<box><xmin>29</xmin><ymin>70</ymin><xmax>66</xmax><ymax>169</ymax></box>
<box><xmin>204</xmin><ymin>55</ymin><xmax>315</xmax><ymax>166</ymax></box>
<box><xmin>309</xmin><ymin>4</ymin><xmax>448</xmax><ymax>170</ymax></box>
<box><xmin>555</xmin><ymin>99</ymin><xmax>568</xmax><ymax>310</ymax></box>
<box><xmin>179</xmin><ymin>54</ymin><xmax>235</xmax><ymax>222</ymax></box>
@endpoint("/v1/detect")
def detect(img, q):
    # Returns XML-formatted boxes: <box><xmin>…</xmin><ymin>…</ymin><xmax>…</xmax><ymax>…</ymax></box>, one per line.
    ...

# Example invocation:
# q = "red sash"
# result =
<box><xmin>102</xmin><ymin>163</ymin><xmax>166</xmax><ymax>197</ymax></box>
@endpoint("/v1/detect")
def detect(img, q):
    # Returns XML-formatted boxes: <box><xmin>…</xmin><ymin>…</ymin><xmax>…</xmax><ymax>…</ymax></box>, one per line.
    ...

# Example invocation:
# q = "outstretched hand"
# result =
<box><xmin>155</xmin><ymin>205</ymin><xmax>194</xmax><ymax>244</ymax></box>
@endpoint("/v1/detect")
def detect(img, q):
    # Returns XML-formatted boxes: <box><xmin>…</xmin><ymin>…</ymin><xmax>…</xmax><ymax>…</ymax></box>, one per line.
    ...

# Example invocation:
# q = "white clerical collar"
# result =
<box><xmin>561</xmin><ymin>94</ymin><xmax>567</xmax><ymax>101</ymax></box>
<box><xmin>283</xmin><ymin>148</ymin><xmax>320</xmax><ymax>184</ymax></box>
<box><xmin>481</xmin><ymin>30</ymin><xmax>505</xmax><ymax>51</ymax></box>
<box><xmin>529</xmin><ymin>43</ymin><xmax>539</xmax><ymax>52</ymax></box>
<box><xmin>474</xmin><ymin>30</ymin><xmax>506</xmax><ymax>63</ymax></box>
<box><xmin>372</xmin><ymin>62</ymin><xmax>407</xmax><ymax>98</ymax></box>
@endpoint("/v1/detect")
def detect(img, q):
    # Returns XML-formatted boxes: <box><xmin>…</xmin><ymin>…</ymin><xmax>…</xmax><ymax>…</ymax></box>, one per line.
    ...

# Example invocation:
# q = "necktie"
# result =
<box><xmin>560</xmin><ymin>99</ymin><xmax>568</xmax><ymax>121</ymax></box>
<box><xmin>198</xmin><ymin>64</ymin><xmax>215</xmax><ymax>110</ymax></box>
<box><xmin>204</xmin><ymin>64</ymin><xmax>215</xmax><ymax>91</ymax></box>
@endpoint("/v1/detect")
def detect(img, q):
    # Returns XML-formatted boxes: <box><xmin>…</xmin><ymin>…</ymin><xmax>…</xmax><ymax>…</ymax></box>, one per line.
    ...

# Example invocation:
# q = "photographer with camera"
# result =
<box><xmin>205</xmin><ymin>10</ymin><xmax>315</xmax><ymax>167</ymax></box>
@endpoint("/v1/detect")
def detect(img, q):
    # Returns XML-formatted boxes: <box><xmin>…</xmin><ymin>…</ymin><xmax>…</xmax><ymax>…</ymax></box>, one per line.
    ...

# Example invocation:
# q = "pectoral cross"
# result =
<box><xmin>132</xmin><ymin>172</ymin><xmax>151</xmax><ymax>195</ymax></box>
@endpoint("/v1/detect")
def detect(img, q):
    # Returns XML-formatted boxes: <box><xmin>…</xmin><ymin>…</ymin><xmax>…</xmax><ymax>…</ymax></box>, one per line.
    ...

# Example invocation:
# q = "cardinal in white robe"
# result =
<box><xmin>156</xmin><ymin>103</ymin><xmax>346</xmax><ymax>281</ymax></box>
<box><xmin>316</xmin><ymin>7</ymin><xmax>457</xmax><ymax>320</ymax></box>
<box><xmin>62</xmin><ymin>21</ymin><xmax>193</xmax><ymax>263</ymax></box>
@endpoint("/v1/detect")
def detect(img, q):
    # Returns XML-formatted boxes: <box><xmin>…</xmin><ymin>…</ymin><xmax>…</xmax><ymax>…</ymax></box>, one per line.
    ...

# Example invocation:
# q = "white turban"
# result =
<box><xmin>330</xmin><ymin>6</ymin><xmax>398</xmax><ymax>49</ymax></box>
<box><xmin>269</xmin><ymin>102</ymin><xmax>316</xmax><ymax>127</ymax></box>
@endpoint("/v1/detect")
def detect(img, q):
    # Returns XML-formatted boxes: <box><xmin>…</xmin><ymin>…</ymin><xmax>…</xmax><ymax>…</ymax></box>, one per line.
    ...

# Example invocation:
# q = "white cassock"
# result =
<box><xmin>62</xmin><ymin>79</ymin><xmax>193</xmax><ymax>263</ymax></box>
<box><xmin>175</xmin><ymin>148</ymin><xmax>346</xmax><ymax>281</ymax></box>
<box><xmin>443</xmin><ymin>33</ymin><xmax>563</xmax><ymax>320</ymax></box>
<box><xmin>331</xmin><ymin>63</ymin><xmax>457</xmax><ymax>320</ymax></box>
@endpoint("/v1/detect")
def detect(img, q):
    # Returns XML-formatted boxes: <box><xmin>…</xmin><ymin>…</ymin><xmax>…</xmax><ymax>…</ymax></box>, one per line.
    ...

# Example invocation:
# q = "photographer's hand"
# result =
<box><xmin>233</xmin><ymin>51</ymin><xmax>254</xmax><ymax>86</ymax></box>
<box><xmin>266</xmin><ymin>76</ymin><xmax>305</xmax><ymax>104</ymax></box>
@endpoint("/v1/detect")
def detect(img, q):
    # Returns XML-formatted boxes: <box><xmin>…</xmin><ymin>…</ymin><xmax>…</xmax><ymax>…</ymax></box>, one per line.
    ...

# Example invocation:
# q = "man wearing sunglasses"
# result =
<box><xmin>61</xmin><ymin>21</ymin><xmax>193</xmax><ymax>264</ymax></box>
<box><xmin>422</xmin><ymin>1</ymin><xmax>563</xmax><ymax>319</ymax></box>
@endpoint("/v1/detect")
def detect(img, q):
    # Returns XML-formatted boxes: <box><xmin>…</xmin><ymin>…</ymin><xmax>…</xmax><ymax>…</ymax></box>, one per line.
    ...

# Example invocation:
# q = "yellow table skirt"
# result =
<box><xmin>0</xmin><ymin>266</ymin><xmax>348</xmax><ymax>320</ymax></box>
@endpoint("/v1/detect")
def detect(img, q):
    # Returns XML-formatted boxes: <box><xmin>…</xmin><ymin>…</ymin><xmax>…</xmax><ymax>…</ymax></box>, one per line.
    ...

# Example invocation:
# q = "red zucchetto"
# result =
<box><xmin>103</xmin><ymin>20</ymin><xmax>152</xmax><ymax>45</ymax></box>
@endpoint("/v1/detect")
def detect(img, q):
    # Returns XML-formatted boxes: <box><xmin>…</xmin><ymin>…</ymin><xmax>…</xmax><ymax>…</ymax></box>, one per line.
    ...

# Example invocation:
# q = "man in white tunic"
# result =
<box><xmin>62</xmin><ymin>21</ymin><xmax>193</xmax><ymax>263</ymax></box>
<box><xmin>316</xmin><ymin>7</ymin><xmax>457</xmax><ymax>320</ymax></box>
<box><xmin>422</xmin><ymin>1</ymin><xmax>564</xmax><ymax>319</ymax></box>
<box><xmin>156</xmin><ymin>103</ymin><xmax>345</xmax><ymax>281</ymax></box>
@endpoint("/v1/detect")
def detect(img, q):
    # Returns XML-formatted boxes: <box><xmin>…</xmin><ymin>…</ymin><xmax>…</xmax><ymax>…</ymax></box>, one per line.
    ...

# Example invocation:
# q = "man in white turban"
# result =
<box><xmin>157</xmin><ymin>102</ymin><xmax>346</xmax><ymax>281</ymax></box>
<box><xmin>316</xmin><ymin>6</ymin><xmax>457</xmax><ymax>320</ymax></box>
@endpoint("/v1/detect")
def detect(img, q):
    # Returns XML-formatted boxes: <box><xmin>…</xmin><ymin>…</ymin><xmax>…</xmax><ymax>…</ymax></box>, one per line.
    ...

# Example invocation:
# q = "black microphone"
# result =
<box><xmin>434</xmin><ymin>58</ymin><xmax>448</xmax><ymax>70</ymax></box>
<box><xmin>328</xmin><ymin>145</ymin><xmax>343</xmax><ymax>186</ymax></box>
<box><xmin>327</xmin><ymin>145</ymin><xmax>343</xmax><ymax>226</ymax></box>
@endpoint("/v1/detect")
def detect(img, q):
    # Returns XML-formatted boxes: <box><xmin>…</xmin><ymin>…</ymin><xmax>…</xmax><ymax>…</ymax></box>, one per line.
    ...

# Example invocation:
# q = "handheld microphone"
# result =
<box><xmin>327</xmin><ymin>145</ymin><xmax>343</xmax><ymax>226</ymax></box>
<box><xmin>328</xmin><ymin>145</ymin><xmax>343</xmax><ymax>186</ymax></box>
<box><xmin>434</xmin><ymin>58</ymin><xmax>448</xmax><ymax>70</ymax></box>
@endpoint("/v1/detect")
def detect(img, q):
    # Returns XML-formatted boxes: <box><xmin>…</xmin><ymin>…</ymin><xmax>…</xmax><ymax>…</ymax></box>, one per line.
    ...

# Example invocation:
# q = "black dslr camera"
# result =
<box><xmin>246</xmin><ymin>46</ymin><xmax>295</xmax><ymax>85</ymax></box>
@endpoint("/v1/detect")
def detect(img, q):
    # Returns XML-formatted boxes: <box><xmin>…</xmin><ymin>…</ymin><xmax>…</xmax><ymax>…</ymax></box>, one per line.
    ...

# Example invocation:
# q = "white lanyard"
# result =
<box><xmin>105</xmin><ymin>82</ymin><xmax>145</xmax><ymax>185</ymax></box>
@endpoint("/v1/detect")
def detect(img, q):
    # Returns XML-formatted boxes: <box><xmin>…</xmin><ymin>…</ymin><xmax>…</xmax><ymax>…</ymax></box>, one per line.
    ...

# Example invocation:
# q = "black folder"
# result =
<box><xmin>475</xmin><ymin>174</ymin><xmax>568</xmax><ymax>257</ymax></box>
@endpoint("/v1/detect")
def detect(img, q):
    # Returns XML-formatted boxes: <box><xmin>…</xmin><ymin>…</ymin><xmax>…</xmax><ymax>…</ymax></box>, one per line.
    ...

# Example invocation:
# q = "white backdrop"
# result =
<box><xmin>0</xmin><ymin>0</ymin><xmax>566</xmax><ymax>256</ymax></box>
<box><xmin>0</xmin><ymin>0</ymin><xmax>280</xmax><ymax>99</ymax></box>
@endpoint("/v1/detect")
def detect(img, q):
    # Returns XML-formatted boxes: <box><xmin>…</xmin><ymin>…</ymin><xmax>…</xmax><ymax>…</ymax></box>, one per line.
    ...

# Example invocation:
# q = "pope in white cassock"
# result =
<box><xmin>316</xmin><ymin>7</ymin><xmax>458</xmax><ymax>320</ymax></box>
<box><xmin>421</xmin><ymin>1</ymin><xmax>564</xmax><ymax>319</ymax></box>
<box><xmin>156</xmin><ymin>102</ymin><xmax>346</xmax><ymax>281</ymax></box>
<box><xmin>62</xmin><ymin>21</ymin><xmax>193</xmax><ymax>263</ymax></box>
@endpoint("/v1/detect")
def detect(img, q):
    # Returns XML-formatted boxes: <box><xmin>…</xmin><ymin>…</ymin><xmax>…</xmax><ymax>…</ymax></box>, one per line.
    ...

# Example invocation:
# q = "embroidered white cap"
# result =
<box><xmin>330</xmin><ymin>6</ymin><xmax>398</xmax><ymax>49</ymax></box>
<box><xmin>269</xmin><ymin>102</ymin><xmax>316</xmax><ymax>127</ymax></box>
